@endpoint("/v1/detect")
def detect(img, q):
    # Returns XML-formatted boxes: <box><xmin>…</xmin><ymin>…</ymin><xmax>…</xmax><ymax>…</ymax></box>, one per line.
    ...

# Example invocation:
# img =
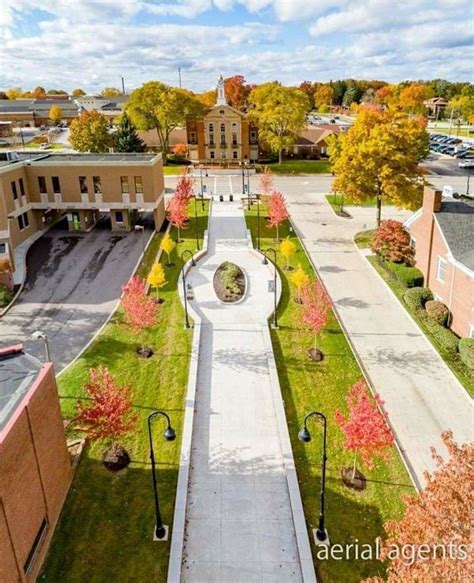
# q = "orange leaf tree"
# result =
<box><xmin>258</xmin><ymin>166</ymin><xmax>274</xmax><ymax>196</ymax></box>
<box><xmin>371</xmin><ymin>219</ymin><xmax>414</xmax><ymax>264</ymax></box>
<box><xmin>300</xmin><ymin>279</ymin><xmax>331</xmax><ymax>355</ymax></box>
<box><xmin>172</xmin><ymin>143</ymin><xmax>188</xmax><ymax>158</ymax></box>
<box><xmin>267</xmin><ymin>191</ymin><xmax>288</xmax><ymax>242</ymax></box>
<box><xmin>363</xmin><ymin>431</ymin><xmax>473</xmax><ymax>583</ymax></box>
<box><xmin>168</xmin><ymin>193</ymin><xmax>188</xmax><ymax>242</ymax></box>
<box><xmin>121</xmin><ymin>276</ymin><xmax>158</xmax><ymax>351</ymax></box>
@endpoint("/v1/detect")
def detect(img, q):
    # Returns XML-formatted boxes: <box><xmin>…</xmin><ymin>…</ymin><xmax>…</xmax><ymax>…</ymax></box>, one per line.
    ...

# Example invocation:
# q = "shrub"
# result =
<box><xmin>423</xmin><ymin>316</ymin><xmax>459</xmax><ymax>355</ymax></box>
<box><xmin>459</xmin><ymin>339</ymin><xmax>474</xmax><ymax>370</ymax></box>
<box><xmin>0</xmin><ymin>285</ymin><xmax>14</xmax><ymax>308</ymax></box>
<box><xmin>425</xmin><ymin>300</ymin><xmax>449</xmax><ymax>327</ymax></box>
<box><xmin>403</xmin><ymin>287</ymin><xmax>433</xmax><ymax>312</ymax></box>
<box><xmin>371</xmin><ymin>220</ymin><xmax>414</xmax><ymax>264</ymax></box>
<box><xmin>386</xmin><ymin>261</ymin><xmax>423</xmax><ymax>288</ymax></box>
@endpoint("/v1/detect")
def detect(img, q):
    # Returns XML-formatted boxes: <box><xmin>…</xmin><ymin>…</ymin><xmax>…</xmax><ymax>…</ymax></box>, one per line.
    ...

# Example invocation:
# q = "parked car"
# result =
<box><xmin>40</xmin><ymin>143</ymin><xmax>51</xmax><ymax>150</ymax></box>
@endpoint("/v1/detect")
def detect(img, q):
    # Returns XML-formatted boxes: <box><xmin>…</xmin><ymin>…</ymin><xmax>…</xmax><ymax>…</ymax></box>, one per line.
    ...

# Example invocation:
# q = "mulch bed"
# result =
<box><xmin>103</xmin><ymin>444</ymin><xmax>131</xmax><ymax>472</ymax></box>
<box><xmin>341</xmin><ymin>467</ymin><xmax>367</xmax><ymax>491</ymax></box>
<box><xmin>213</xmin><ymin>262</ymin><xmax>245</xmax><ymax>303</ymax></box>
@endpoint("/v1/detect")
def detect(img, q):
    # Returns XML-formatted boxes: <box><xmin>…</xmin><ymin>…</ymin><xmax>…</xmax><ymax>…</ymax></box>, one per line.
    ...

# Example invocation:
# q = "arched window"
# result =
<box><xmin>208</xmin><ymin>123</ymin><xmax>214</xmax><ymax>132</ymax></box>
<box><xmin>220</xmin><ymin>123</ymin><xmax>225</xmax><ymax>132</ymax></box>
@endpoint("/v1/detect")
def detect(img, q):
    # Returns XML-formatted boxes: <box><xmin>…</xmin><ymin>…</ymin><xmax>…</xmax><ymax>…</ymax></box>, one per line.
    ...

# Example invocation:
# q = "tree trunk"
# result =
<box><xmin>278</xmin><ymin>148</ymin><xmax>283</xmax><ymax>164</ymax></box>
<box><xmin>376</xmin><ymin>195</ymin><xmax>382</xmax><ymax>226</ymax></box>
<box><xmin>276</xmin><ymin>223</ymin><xmax>279</xmax><ymax>242</ymax></box>
<box><xmin>352</xmin><ymin>451</ymin><xmax>358</xmax><ymax>481</ymax></box>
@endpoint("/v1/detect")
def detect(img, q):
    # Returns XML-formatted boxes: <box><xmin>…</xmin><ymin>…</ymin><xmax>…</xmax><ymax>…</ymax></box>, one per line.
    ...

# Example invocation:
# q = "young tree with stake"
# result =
<box><xmin>147</xmin><ymin>262</ymin><xmax>167</xmax><ymax>302</ymax></box>
<box><xmin>122</xmin><ymin>276</ymin><xmax>158</xmax><ymax>356</ymax></box>
<box><xmin>300</xmin><ymin>279</ymin><xmax>331</xmax><ymax>360</ymax></box>
<box><xmin>267</xmin><ymin>191</ymin><xmax>288</xmax><ymax>242</ymax></box>
<box><xmin>160</xmin><ymin>233</ymin><xmax>176</xmax><ymax>266</ymax></box>
<box><xmin>280</xmin><ymin>238</ymin><xmax>296</xmax><ymax>270</ymax></box>
<box><xmin>168</xmin><ymin>195</ymin><xmax>188</xmax><ymax>242</ymax></box>
<box><xmin>290</xmin><ymin>264</ymin><xmax>309</xmax><ymax>303</ymax></box>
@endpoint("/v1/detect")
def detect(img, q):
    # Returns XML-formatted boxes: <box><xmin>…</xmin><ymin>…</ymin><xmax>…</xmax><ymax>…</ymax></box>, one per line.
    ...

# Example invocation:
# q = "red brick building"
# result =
<box><xmin>406</xmin><ymin>187</ymin><xmax>474</xmax><ymax>338</ymax></box>
<box><xmin>0</xmin><ymin>345</ymin><xmax>72</xmax><ymax>582</ymax></box>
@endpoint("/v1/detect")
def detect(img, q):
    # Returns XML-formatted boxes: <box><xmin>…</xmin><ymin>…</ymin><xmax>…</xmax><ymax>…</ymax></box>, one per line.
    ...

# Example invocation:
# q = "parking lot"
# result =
<box><xmin>0</xmin><ymin>215</ymin><xmax>153</xmax><ymax>371</ymax></box>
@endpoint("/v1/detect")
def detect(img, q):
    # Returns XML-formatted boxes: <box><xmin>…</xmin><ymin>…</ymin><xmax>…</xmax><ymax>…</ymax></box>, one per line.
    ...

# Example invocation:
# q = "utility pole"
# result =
<box><xmin>121</xmin><ymin>77</ymin><xmax>126</xmax><ymax>95</ymax></box>
<box><xmin>178</xmin><ymin>68</ymin><xmax>182</xmax><ymax>89</ymax></box>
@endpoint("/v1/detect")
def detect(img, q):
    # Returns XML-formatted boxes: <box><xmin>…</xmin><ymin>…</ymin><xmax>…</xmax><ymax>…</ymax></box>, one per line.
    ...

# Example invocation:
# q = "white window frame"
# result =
<box><xmin>469</xmin><ymin>325</ymin><xmax>474</xmax><ymax>339</ymax></box>
<box><xmin>436</xmin><ymin>256</ymin><xmax>447</xmax><ymax>283</ymax></box>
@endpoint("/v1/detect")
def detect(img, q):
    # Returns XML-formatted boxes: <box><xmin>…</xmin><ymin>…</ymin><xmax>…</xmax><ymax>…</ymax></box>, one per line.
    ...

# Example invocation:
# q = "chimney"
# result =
<box><xmin>423</xmin><ymin>186</ymin><xmax>442</xmax><ymax>213</ymax></box>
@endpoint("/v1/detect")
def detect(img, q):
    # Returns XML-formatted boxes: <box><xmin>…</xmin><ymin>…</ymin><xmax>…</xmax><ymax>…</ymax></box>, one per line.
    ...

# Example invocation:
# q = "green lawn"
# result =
<box><xmin>262</xmin><ymin>159</ymin><xmax>332</xmax><ymax>175</ymax></box>
<box><xmin>245</xmin><ymin>206</ymin><xmax>412</xmax><ymax>583</ymax></box>
<box><xmin>163</xmin><ymin>165</ymin><xmax>188</xmax><ymax>175</ymax></box>
<box><xmin>40</xmin><ymin>200</ymin><xmax>210</xmax><ymax>582</ymax></box>
<box><xmin>326</xmin><ymin>193</ymin><xmax>378</xmax><ymax>211</ymax></box>
<box><xmin>367</xmin><ymin>255</ymin><xmax>474</xmax><ymax>397</ymax></box>
<box><xmin>354</xmin><ymin>229</ymin><xmax>377</xmax><ymax>249</ymax></box>
<box><xmin>25</xmin><ymin>142</ymin><xmax>65</xmax><ymax>150</ymax></box>
<box><xmin>430</xmin><ymin>127</ymin><xmax>474</xmax><ymax>138</ymax></box>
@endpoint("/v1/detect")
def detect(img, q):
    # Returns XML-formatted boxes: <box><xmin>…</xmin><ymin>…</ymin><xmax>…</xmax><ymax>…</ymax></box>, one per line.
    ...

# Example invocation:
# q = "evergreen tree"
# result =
<box><xmin>116</xmin><ymin>112</ymin><xmax>145</xmax><ymax>153</ymax></box>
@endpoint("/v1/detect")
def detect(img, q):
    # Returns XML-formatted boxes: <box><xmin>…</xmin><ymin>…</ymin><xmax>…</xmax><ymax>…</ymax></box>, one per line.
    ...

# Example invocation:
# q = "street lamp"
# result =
<box><xmin>180</xmin><ymin>249</ymin><xmax>195</xmax><ymax>329</ymax></box>
<box><xmin>199</xmin><ymin>165</ymin><xmax>208</xmax><ymax>211</ymax></box>
<box><xmin>147</xmin><ymin>410</ymin><xmax>176</xmax><ymax>540</ymax></box>
<box><xmin>32</xmin><ymin>331</ymin><xmax>51</xmax><ymax>362</ymax></box>
<box><xmin>261</xmin><ymin>248</ymin><xmax>278</xmax><ymax>329</ymax></box>
<box><xmin>134</xmin><ymin>224</ymin><xmax>145</xmax><ymax>256</ymax></box>
<box><xmin>193</xmin><ymin>196</ymin><xmax>200</xmax><ymax>250</ymax></box>
<box><xmin>298</xmin><ymin>411</ymin><xmax>329</xmax><ymax>545</ymax></box>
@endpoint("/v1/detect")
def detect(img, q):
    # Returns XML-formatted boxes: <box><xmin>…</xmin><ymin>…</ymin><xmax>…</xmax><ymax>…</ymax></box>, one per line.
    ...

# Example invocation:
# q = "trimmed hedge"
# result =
<box><xmin>425</xmin><ymin>300</ymin><xmax>449</xmax><ymax>327</ymax></box>
<box><xmin>385</xmin><ymin>261</ymin><xmax>424</xmax><ymax>288</ymax></box>
<box><xmin>404</xmin><ymin>287</ymin><xmax>433</xmax><ymax>312</ymax></box>
<box><xmin>459</xmin><ymin>339</ymin><xmax>474</xmax><ymax>370</ymax></box>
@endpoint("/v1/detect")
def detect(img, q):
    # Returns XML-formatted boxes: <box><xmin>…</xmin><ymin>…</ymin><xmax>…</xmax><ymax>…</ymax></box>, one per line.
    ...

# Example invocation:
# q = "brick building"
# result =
<box><xmin>406</xmin><ymin>187</ymin><xmax>474</xmax><ymax>338</ymax></box>
<box><xmin>0</xmin><ymin>151</ymin><xmax>165</xmax><ymax>285</ymax></box>
<box><xmin>0</xmin><ymin>344</ymin><xmax>72</xmax><ymax>582</ymax></box>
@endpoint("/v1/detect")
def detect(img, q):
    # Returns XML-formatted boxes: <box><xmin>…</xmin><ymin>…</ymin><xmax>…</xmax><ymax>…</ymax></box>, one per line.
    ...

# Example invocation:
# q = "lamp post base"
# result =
<box><xmin>153</xmin><ymin>525</ymin><xmax>169</xmax><ymax>541</ymax></box>
<box><xmin>312</xmin><ymin>528</ymin><xmax>330</xmax><ymax>547</ymax></box>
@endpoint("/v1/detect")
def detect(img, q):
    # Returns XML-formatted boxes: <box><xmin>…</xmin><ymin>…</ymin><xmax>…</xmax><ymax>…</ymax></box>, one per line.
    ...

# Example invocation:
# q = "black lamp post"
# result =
<box><xmin>180</xmin><ymin>249</ymin><xmax>195</xmax><ymax>329</ymax></box>
<box><xmin>193</xmin><ymin>196</ymin><xmax>200</xmax><ymax>250</ymax></box>
<box><xmin>147</xmin><ymin>410</ymin><xmax>176</xmax><ymax>540</ymax></box>
<box><xmin>199</xmin><ymin>165</ymin><xmax>208</xmax><ymax>211</ymax></box>
<box><xmin>241</xmin><ymin>161</ymin><xmax>245</xmax><ymax>197</ymax></box>
<box><xmin>261</xmin><ymin>248</ymin><xmax>278</xmax><ymax>329</ymax></box>
<box><xmin>298</xmin><ymin>411</ymin><xmax>329</xmax><ymax>544</ymax></box>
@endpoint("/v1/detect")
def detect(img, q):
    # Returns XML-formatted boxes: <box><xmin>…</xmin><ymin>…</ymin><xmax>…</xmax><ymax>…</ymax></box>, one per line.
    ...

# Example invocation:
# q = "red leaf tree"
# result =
<box><xmin>122</xmin><ymin>276</ymin><xmax>158</xmax><ymax>354</ymax></box>
<box><xmin>174</xmin><ymin>171</ymin><xmax>194</xmax><ymax>203</ymax></box>
<box><xmin>300</xmin><ymin>279</ymin><xmax>331</xmax><ymax>359</ymax></box>
<box><xmin>168</xmin><ymin>193</ymin><xmax>188</xmax><ymax>242</ymax></box>
<box><xmin>258</xmin><ymin>166</ymin><xmax>274</xmax><ymax>196</ymax></box>
<box><xmin>172</xmin><ymin>143</ymin><xmax>188</xmax><ymax>158</ymax></box>
<box><xmin>363</xmin><ymin>431</ymin><xmax>473</xmax><ymax>583</ymax></box>
<box><xmin>335</xmin><ymin>379</ymin><xmax>394</xmax><ymax>485</ymax></box>
<box><xmin>267</xmin><ymin>191</ymin><xmax>288</xmax><ymax>242</ymax></box>
<box><xmin>371</xmin><ymin>219</ymin><xmax>414</xmax><ymax>264</ymax></box>
<box><xmin>76</xmin><ymin>366</ymin><xmax>138</xmax><ymax>469</ymax></box>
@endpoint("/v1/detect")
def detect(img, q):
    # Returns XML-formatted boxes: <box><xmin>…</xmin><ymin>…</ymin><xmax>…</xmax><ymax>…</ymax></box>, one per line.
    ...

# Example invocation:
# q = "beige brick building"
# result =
<box><xmin>0</xmin><ymin>152</ymin><xmax>165</xmax><ymax>284</ymax></box>
<box><xmin>0</xmin><ymin>344</ymin><xmax>72</xmax><ymax>583</ymax></box>
<box><xmin>406</xmin><ymin>186</ymin><xmax>474</xmax><ymax>338</ymax></box>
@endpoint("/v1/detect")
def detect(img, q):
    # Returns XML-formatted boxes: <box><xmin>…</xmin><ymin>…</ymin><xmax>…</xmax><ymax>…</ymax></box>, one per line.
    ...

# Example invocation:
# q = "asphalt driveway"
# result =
<box><xmin>0</xmin><ymin>215</ymin><xmax>154</xmax><ymax>371</ymax></box>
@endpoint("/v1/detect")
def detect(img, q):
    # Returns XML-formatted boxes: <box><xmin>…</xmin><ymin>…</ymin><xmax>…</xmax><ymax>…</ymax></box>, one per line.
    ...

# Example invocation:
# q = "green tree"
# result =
<box><xmin>448</xmin><ymin>87</ymin><xmax>474</xmax><ymax>123</ymax></box>
<box><xmin>70</xmin><ymin>110</ymin><xmax>111</xmax><ymax>153</ymax></box>
<box><xmin>330</xmin><ymin>106</ymin><xmax>429</xmax><ymax>224</ymax></box>
<box><xmin>116</xmin><ymin>112</ymin><xmax>145</xmax><ymax>152</ymax></box>
<box><xmin>249</xmin><ymin>82</ymin><xmax>310</xmax><ymax>163</ymax></box>
<box><xmin>47</xmin><ymin>89</ymin><xmax>68</xmax><ymax>95</ymax></box>
<box><xmin>49</xmin><ymin>105</ymin><xmax>63</xmax><ymax>125</ymax></box>
<box><xmin>331</xmin><ymin>80</ymin><xmax>347</xmax><ymax>105</ymax></box>
<box><xmin>101</xmin><ymin>87</ymin><xmax>122</xmax><ymax>97</ymax></box>
<box><xmin>126</xmin><ymin>81</ymin><xmax>203</xmax><ymax>161</ymax></box>
<box><xmin>72</xmin><ymin>88</ymin><xmax>87</xmax><ymax>97</ymax></box>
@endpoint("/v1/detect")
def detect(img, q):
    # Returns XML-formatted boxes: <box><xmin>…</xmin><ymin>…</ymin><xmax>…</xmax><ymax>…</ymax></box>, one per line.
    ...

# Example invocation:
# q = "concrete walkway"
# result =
<box><xmin>283</xmin><ymin>191</ymin><xmax>473</xmax><ymax>487</ymax></box>
<box><xmin>180</xmin><ymin>201</ymin><xmax>314</xmax><ymax>582</ymax></box>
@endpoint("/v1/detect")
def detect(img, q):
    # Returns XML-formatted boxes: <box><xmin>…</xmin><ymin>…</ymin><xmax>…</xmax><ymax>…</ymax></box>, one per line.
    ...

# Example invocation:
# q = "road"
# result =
<box><xmin>0</xmin><ymin>215</ymin><xmax>153</xmax><ymax>371</ymax></box>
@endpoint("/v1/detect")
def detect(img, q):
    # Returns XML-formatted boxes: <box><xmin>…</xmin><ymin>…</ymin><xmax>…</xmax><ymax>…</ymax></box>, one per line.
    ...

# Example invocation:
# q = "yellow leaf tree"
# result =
<box><xmin>329</xmin><ymin>106</ymin><xmax>429</xmax><ymax>224</ymax></box>
<box><xmin>147</xmin><ymin>262</ymin><xmax>167</xmax><ymax>302</ymax></box>
<box><xmin>49</xmin><ymin>105</ymin><xmax>63</xmax><ymax>125</ymax></box>
<box><xmin>160</xmin><ymin>233</ymin><xmax>176</xmax><ymax>267</ymax></box>
<box><xmin>280</xmin><ymin>238</ymin><xmax>296</xmax><ymax>270</ymax></box>
<box><xmin>290</xmin><ymin>264</ymin><xmax>309</xmax><ymax>303</ymax></box>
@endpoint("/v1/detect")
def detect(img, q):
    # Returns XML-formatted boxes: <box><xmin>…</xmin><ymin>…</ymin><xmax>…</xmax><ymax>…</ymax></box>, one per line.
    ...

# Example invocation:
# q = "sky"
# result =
<box><xmin>0</xmin><ymin>0</ymin><xmax>473</xmax><ymax>94</ymax></box>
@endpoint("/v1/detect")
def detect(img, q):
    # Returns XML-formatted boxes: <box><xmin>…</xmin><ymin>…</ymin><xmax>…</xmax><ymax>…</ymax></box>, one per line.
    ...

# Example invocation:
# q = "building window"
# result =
<box><xmin>469</xmin><ymin>326</ymin><xmax>474</xmax><ymax>339</ymax></box>
<box><xmin>11</xmin><ymin>181</ymin><xmax>18</xmax><ymax>200</ymax></box>
<box><xmin>120</xmin><ymin>176</ymin><xmax>129</xmax><ymax>194</ymax></box>
<box><xmin>221</xmin><ymin>151</ymin><xmax>227</xmax><ymax>159</ymax></box>
<box><xmin>79</xmin><ymin>176</ymin><xmax>88</xmax><ymax>194</ymax></box>
<box><xmin>24</xmin><ymin>518</ymin><xmax>47</xmax><ymax>574</ymax></box>
<box><xmin>209</xmin><ymin>123</ymin><xmax>214</xmax><ymax>132</ymax></box>
<box><xmin>38</xmin><ymin>176</ymin><xmax>47</xmax><ymax>194</ymax></box>
<box><xmin>93</xmin><ymin>176</ymin><xmax>102</xmax><ymax>194</ymax></box>
<box><xmin>210</xmin><ymin>151</ymin><xmax>215</xmax><ymax>159</ymax></box>
<box><xmin>233</xmin><ymin>150</ymin><xmax>238</xmax><ymax>159</ymax></box>
<box><xmin>189</xmin><ymin>131</ymin><xmax>197</xmax><ymax>145</ymax></box>
<box><xmin>0</xmin><ymin>242</ymin><xmax>8</xmax><ymax>255</ymax></box>
<box><xmin>52</xmin><ymin>176</ymin><xmax>61</xmax><ymax>194</ymax></box>
<box><xmin>17</xmin><ymin>211</ymin><xmax>29</xmax><ymax>231</ymax></box>
<box><xmin>19</xmin><ymin>178</ymin><xmax>25</xmax><ymax>197</ymax></box>
<box><xmin>250</xmin><ymin>130</ymin><xmax>257</xmax><ymax>144</ymax></box>
<box><xmin>115</xmin><ymin>211</ymin><xmax>124</xmax><ymax>223</ymax></box>
<box><xmin>134</xmin><ymin>176</ymin><xmax>143</xmax><ymax>194</ymax></box>
<box><xmin>437</xmin><ymin>257</ymin><xmax>447</xmax><ymax>282</ymax></box>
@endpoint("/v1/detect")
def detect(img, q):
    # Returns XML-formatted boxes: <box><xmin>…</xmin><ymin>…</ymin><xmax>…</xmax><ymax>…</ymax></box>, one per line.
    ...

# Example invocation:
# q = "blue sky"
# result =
<box><xmin>1</xmin><ymin>1</ymin><xmax>473</xmax><ymax>93</ymax></box>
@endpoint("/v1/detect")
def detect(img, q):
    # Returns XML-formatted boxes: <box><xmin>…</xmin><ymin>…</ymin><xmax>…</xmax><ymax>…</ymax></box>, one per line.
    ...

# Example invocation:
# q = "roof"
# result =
<box><xmin>436</xmin><ymin>199</ymin><xmax>474</xmax><ymax>271</ymax></box>
<box><xmin>0</xmin><ymin>98</ymin><xmax>79</xmax><ymax>116</ymax></box>
<box><xmin>30</xmin><ymin>152</ymin><xmax>158</xmax><ymax>164</ymax></box>
<box><xmin>294</xmin><ymin>126</ymin><xmax>340</xmax><ymax>146</ymax></box>
<box><xmin>0</xmin><ymin>345</ymin><xmax>42</xmax><ymax>432</ymax></box>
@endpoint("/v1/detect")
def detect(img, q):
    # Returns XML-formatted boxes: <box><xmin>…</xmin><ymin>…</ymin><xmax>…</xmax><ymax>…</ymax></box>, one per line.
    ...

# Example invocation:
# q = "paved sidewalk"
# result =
<box><xmin>284</xmin><ymin>192</ymin><xmax>473</xmax><ymax>487</ymax></box>
<box><xmin>181</xmin><ymin>201</ymin><xmax>314</xmax><ymax>582</ymax></box>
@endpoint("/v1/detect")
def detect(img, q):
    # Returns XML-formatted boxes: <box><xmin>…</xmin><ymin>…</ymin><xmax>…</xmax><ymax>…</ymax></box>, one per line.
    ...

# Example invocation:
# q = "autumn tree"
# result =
<box><xmin>249</xmin><ymin>82</ymin><xmax>310</xmax><ymax>163</ymax></box>
<box><xmin>267</xmin><ymin>191</ymin><xmax>288</xmax><ymax>242</ymax></box>
<box><xmin>115</xmin><ymin>111</ymin><xmax>145</xmax><ymax>152</ymax></box>
<box><xmin>224</xmin><ymin>75</ymin><xmax>251</xmax><ymax>110</ymax></box>
<box><xmin>33</xmin><ymin>86</ymin><xmax>46</xmax><ymax>99</ymax></box>
<box><xmin>300</xmin><ymin>279</ymin><xmax>331</xmax><ymax>361</ymax></box>
<box><xmin>290</xmin><ymin>264</ymin><xmax>309</xmax><ymax>303</ymax></box>
<box><xmin>168</xmin><ymin>194</ymin><xmax>188</xmax><ymax>242</ymax></box>
<box><xmin>101</xmin><ymin>87</ymin><xmax>122</xmax><ymax>97</ymax></box>
<box><xmin>121</xmin><ymin>276</ymin><xmax>158</xmax><ymax>356</ymax></box>
<box><xmin>196</xmin><ymin>89</ymin><xmax>217</xmax><ymax>108</ymax></box>
<box><xmin>174</xmin><ymin>171</ymin><xmax>194</xmax><ymax>202</ymax></box>
<box><xmin>398</xmin><ymin>83</ymin><xmax>434</xmax><ymax>114</ymax></box>
<box><xmin>147</xmin><ymin>262</ymin><xmax>167</xmax><ymax>302</ymax></box>
<box><xmin>299</xmin><ymin>81</ymin><xmax>315</xmax><ymax>109</ymax></box>
<box><xmin>69</xmin><ymin>110</ymin><xmax>111</xmax><ymax>153</ymax></box>
<box><xmin>160</xmin><ymin>233</ymin><xmax>176</xmax><ymax>266</ymax></box>
<box><xmin>258</xmin><ymin>166</ymin><xmax>273</xmax><ymax>195</ymax></box>
<box><xmin>280</xmin><ymin>238</ymin><xmax>296</xmax><ymax>270</ymax></box>
<box><xmin>371</xmin><ymin>220</ymin><xmax>414</xmax><ymax>264</ymax></box>
<box><xmin>49</xmin><ymin>105</ymin><xmax>63</xmax><ymax>125</ymax></box>
<box><xmin>314</xmin><ymin>84</ymin><xmax>334</xmax><ymax>110</ymax></box>
<box><xmin>448</xmin><ymin>88</ymin><xmax>474</xmax><ymax>123</ymax></box>
<box><xmin>172</xmin><ymin>143</ymin><xmax>188</xmax><ymax>158</ymax></box>
<box><xmin>330</xmin><ymin>106</ymin><xmax>429</xmax><ymax>224</ymax></box>
<box><xmin>335</xmin><ymin>379</ymin><xmax>393</xmax><ymax>488</ymax></box>
<box><xmin>363</xmin><ymin>431</ymin><xmax>473</xmax><ymax>583</ymax></box>
<box><xmin>76</xmin><ymin>366</ymin><xmax>138</xmax><ymax>471</ymax></box>
<box><xmin>72</xmin><ymin>88</ymin><xmax>86</xmax><ymax>97</ymax></box>
<box><xmin>375</xmin><ymin>85</ymin><xmax>395</xmax><ymax>107</ymax></box>
<box><xmin>6</xmin><ymin>87</ymin><xmax>23</xmax><ymax>100</ymax></box>
<box><xmin>126</xmin><ymin>81</ymin><xmax>203</xmax><ymax>161</ymax></box>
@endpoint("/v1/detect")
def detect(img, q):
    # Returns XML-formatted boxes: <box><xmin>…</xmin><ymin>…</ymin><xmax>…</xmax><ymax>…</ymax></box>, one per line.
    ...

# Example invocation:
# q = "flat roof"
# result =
<box><xmin>30</xmin><ymin>153</ymin><xmax>158</xmax><ymax>163</ymax></box>
<box><xmin>0</xmin><ymin>346</ymin><xmax>42</xmax><ymax>432</ymax></box>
